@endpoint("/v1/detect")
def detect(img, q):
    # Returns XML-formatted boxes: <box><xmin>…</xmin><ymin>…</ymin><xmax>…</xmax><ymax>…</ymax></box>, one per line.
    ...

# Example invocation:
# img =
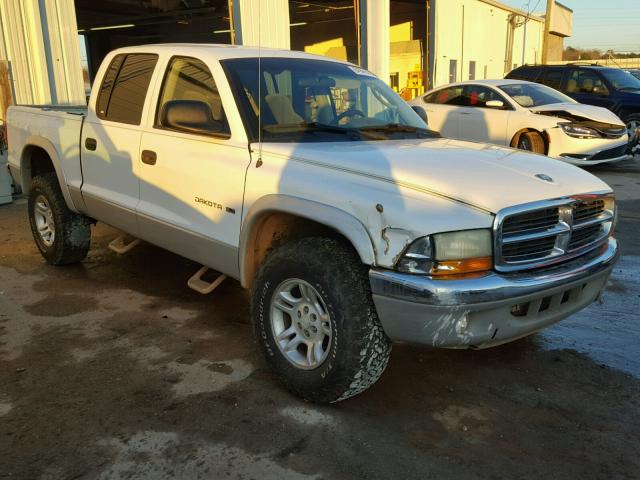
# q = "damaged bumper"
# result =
<box><xmin>369</xmin><ymin>238</ymin><xmax>619</xmax><ymax>349</ymax></box>
<box><xmin>547</xmin><ymin>129</ymin><xmax>631</xmax><ymax>165</ymax></box>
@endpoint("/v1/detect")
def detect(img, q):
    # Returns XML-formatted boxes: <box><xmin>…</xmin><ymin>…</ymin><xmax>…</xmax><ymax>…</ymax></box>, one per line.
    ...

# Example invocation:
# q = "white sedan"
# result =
<box><xmin>410</xmin><ymin>79</ymin><xmax>630</xmax><ymax>165</ymax></box>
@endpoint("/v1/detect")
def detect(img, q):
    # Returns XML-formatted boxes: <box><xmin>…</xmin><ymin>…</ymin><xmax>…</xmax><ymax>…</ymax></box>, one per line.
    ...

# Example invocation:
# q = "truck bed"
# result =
<box><xmin>7</xmin><ymin>105</ymin><xmax>87</xmax><ymax>199</ymax></box>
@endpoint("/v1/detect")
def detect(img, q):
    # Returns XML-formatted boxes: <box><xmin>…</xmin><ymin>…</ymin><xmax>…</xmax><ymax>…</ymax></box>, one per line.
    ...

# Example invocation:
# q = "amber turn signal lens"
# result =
<box><xmin>429</xmin><ymin>256</ymin><xmax>493</xmax><ymax>276</ymax></box>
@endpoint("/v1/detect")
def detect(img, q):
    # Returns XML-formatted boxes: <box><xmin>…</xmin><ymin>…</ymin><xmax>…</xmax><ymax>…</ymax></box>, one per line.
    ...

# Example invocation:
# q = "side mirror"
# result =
<box><xmin>411</xmin><ymin>105</ymin><xmax>429</xmax><ymax>125</ymax></box>
<box><xmin>485</xmin><ymin>100</ymin><xmax>505</xmax><ymax>109</ymax></box>
<box><xmin>160</xmin><ymin>100</ymin><xmax>228</xmax><ymax>136</ymax></box>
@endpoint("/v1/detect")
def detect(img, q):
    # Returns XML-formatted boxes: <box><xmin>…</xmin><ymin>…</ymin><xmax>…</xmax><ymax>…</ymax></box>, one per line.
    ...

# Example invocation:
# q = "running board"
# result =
<box><xmin>187</xmin><ymin>266</ymin><xmax>227</xmax><ymax>294</ymax></box>
<box><xmin>108</xmin><ymin>235</ymin><xmax>141</xmax><ymax>254</ymax></box>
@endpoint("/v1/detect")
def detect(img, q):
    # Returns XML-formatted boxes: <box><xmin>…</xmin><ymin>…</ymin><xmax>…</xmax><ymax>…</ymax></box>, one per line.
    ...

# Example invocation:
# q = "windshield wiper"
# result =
<box><xmin>262</xmin><ymin>122</ymin><xmax>360</xmax><ymax>137</ymax></box>
<box><xmin>358</xmin><ymin>123</ymin><xmax>440</xmax><ymax>137</ymax></box>
<box><xmin>619</xmin><ymin>87</ymin><xmax>640</xmax><ymax>92</ymax></box>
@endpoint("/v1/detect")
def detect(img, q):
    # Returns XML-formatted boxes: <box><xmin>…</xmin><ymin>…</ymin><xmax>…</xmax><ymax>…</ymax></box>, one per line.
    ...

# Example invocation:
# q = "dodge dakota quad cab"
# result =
<box><xmin>7</xmin><ymin>45</ymin><xmax>619</xmax><ymax>403</ymax></box>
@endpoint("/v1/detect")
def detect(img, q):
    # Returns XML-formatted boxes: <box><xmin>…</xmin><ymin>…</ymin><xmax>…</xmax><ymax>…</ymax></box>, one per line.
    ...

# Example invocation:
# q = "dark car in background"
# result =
<box><xmin>506</xmin><ymin>64</ymin><xmax>640</xmax><ymax>138</ymax></box>
<box><xmin>626</xmin><ymin>69</ymin><xmax>640</xmax><ymax>81</ymax></box>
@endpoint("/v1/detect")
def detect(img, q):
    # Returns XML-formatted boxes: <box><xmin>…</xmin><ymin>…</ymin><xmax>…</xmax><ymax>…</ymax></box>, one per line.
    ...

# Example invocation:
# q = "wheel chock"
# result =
<box><xmin>187</xmin><ymin>266</ymin><xmax>227</xmax><ymax>294</ymax></box>
<box><xmin>108</xmin><ymin>235</ymin><xmax>141</xmax><ymax>254</ymax></box>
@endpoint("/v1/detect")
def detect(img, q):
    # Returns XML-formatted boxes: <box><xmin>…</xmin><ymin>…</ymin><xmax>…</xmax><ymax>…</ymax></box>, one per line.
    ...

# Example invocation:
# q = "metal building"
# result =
<box><xmin>0</xmin><ymin>0</ymin><xmax>572</xmax><ymax>110</ymax></box>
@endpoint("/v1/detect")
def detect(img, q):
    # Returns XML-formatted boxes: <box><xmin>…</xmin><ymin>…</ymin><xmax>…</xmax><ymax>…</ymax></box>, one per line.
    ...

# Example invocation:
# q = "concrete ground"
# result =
<box><xmin>1</xmin><ymin>157</ymin><xmax>639</xmax><ymax>480</ymax></box>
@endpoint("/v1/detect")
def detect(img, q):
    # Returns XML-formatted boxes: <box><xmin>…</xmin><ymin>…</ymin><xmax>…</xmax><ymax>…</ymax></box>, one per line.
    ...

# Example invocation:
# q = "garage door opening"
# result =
<box><xmin>75</xmin><ymin>0</ymin><xmax>232</xmax><ymax>84</ymax></box>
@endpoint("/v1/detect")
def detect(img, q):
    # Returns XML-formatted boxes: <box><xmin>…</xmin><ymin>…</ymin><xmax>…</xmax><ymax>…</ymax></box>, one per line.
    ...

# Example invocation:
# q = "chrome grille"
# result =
<box><xmin>494</xmin><ymin>194</ymin><xmax>615</xmax><ymax>272</ymax></box>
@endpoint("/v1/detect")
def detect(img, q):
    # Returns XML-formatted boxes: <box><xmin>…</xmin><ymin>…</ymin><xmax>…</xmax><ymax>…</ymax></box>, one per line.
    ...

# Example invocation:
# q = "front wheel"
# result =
<box><xmin>252</xmin><ymin>237</ymin><xmax>391</xmax><ymax>403</ymax></box>
<box><xmin>625</xmin><ymin>114</ymin><xmax>640</xmax><ymax>141</ymax></box>
<box><xmin>516</xmin><ymin>131</ymin><xmax>546</xmax><ymax>154</ymax></box>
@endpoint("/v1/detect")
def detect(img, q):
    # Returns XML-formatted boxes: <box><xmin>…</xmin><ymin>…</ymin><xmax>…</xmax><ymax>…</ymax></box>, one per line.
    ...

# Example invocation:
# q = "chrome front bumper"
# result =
<box><xmin>369</xmin><ymin>238</ymin><xmax>619</xmax><ymax>349</ymax></box>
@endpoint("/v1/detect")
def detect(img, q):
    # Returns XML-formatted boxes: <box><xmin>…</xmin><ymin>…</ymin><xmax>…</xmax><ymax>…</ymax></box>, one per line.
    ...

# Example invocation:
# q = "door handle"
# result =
<box><xmin>459</xmin><ymin>112</ymin><xmax>472</xmax><ymax>115</ymax></box>
<box><xmin>85</xmin><ymin>137</ymin><xmax>97</xmax><ymax>151</ymax></box>
<box><xmin>141</xmin><ymin>150</ymin><xmax>157</xmax><ymax>165</ymax></box>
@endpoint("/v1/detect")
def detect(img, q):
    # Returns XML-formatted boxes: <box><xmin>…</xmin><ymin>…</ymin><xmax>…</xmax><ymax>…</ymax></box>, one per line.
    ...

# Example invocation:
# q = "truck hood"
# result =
<box><xmin>530</xmin><ymin>102</ymin><xmax>624</xmax><ymax>125</ymax></box>
<box><xmin>261</xmin><ymin>138</ymin><xmax>611</xmax><ymax>213</ymax></box>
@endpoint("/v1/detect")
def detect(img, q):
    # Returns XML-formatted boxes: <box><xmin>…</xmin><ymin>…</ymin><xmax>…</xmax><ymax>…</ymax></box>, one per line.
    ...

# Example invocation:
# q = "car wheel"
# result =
<box><xmin>625</xmin><ymin>114</ymin><xmax>640</xmax><ymax>141</ymax></box>
<box><xmin>516</xmin><ymin>131</ymin><xmax>546</xmax><ymax>154</ymax></box>
<box><xmin>252</xmin><ymin>237</ymin><xmax>391</xmax><ymax>403</ymax></box>
<box><xmin>28</xmin><ymin>173</ymin><xmax>92</xmax><ymax>265</ymax></box>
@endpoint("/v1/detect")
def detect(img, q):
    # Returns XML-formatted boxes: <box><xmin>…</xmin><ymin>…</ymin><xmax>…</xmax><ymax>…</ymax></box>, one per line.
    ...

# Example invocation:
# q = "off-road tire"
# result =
<box><xmin>252</xmin><ymin>237</ymin><xmax>391</xmax><ymax>403</ymax></box>
<box><xmin>28</xmin><ymin>173</ymin><xmax>91</xmax><ymax>265</ymax></box>
<box><xmin>516</xmin><ymin>131</ymin><xmax>546</xmax><ymax>154</ymax></box>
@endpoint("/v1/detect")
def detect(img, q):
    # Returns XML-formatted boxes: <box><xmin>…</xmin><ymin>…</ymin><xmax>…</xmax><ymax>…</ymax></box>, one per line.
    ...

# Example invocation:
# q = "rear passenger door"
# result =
<box><xmin>538</xmin><ymin>67</ymin><xmax>566</xmax><ymax>93</ymax></box>
<box><xmin>81</xmin><ymin>53</ymin><xmax>158</xmax><ymax>234</ymax></box>
<box><xmin>137</xmin><ymin>55</ymin><xmax>250</xmax><ymax>278</ymax></box>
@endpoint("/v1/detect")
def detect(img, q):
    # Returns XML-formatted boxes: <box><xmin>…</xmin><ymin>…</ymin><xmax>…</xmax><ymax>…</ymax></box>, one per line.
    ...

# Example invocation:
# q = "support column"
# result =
<box><xmin>360</xmin><ymin>0</ymin><xmax>390</xmax><ymax>82</ymax></box>
<box><xmin>231</xmin><ymin>0</ymin><xmax>290</xmax><ymax>49</ymax></box>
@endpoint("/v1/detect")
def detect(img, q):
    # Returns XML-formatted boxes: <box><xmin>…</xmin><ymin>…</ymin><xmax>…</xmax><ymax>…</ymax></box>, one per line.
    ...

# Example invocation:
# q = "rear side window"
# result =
<box><xmin>96</xmin><ymin>53</ymin><xmax>158</xmax><ymax>125</ymax></box>
<box><xmin>425</xmin><ymin>86</ymin><xmax>465</xmax><ymax>105</ymax></box>
<box><xmin>96</xmin><ymin>54</ymin><xmax>124</xmax><ymax>118</ymax></box>
<box><xmin>507</xmin><ymin>67</ymin><xmax>540</xmax><ymax>82</ymax></box>
<box><xmin>539</xmin><ymin>68</ymin><xmax>564</xmax><ymax>90</ymax></box>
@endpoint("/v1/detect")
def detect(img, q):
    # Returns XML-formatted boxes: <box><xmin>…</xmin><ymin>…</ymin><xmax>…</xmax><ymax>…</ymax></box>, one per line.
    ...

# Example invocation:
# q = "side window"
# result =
<box><xmin>428</xmin><ymin>86</ymin><xmax>465</xmax><ymax>106</ymax></box>
<box><xmin>423</xmin><ymin>90</ymin><xmax>439</xmax><ymax>103</ymax></box>
<box><xmin>509</xmin><ymin>67</ymin><xmax>540</xmax><ymax>81</ymax></box>
<box><xmin>566</xmin><ymin>69</ymin><xmax>608</xmax><ymax>94</ymax></box>
<box><xmin>156</xmin><ymin>56</ymin><xmax>230</xmax><ymax>136</ymax></box>
<box><xmin>97</xmin><ymin>54</ymin><xmax>158</xmax><ymax>125</ymax></box>
<box><xmin>463</xmin><ymin>86</ymin><xmax>507</xmax><ymax>108</ymax></box>
<box><xmin>539</xmin><ymin>68</ymin><xmax>564</xmax><ymax>90</ymax></box>
<box><xmin>96</xmin><ymin>54</ymin><xmax>125</xmax><ymax>118</ymax></box>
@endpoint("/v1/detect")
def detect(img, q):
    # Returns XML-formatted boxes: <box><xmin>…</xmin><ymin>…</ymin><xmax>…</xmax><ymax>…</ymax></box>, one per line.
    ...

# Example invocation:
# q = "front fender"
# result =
<box><xmin>239</xmin><ymin>194</ymin><xmax>377</xmax><ymax>287</ymax></box>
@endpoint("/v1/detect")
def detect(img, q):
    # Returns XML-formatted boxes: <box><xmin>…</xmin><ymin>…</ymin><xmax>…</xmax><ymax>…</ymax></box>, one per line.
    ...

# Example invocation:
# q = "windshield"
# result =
<box><xmin>221</xmin><ymin>57</ymin><xmax>434</xmax><ymax>142</ymax></box>
<box><xmin>498</xmin><ymin>83</ymin><xmax>575</xmax><ymax>107</ymax></box>
<box><xmin>600</xmin><ymin>68</ymin><xmax>640</xmax><ymax>91</ymax></box>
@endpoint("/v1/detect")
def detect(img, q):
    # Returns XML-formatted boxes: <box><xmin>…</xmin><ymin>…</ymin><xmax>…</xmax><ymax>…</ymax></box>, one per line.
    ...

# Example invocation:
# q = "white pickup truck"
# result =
<box><xmin>7</xmin><ymin>44</ymin><xmax>619</xmax><ymax>403</ymax></box>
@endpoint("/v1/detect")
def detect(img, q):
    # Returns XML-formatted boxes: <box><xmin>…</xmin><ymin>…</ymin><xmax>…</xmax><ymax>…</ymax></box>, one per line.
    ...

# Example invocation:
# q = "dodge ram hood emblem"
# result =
<box><xmin>535</xmin><ymin>173</ymin><xmax>554</xmax><ymax>183</ymax></box>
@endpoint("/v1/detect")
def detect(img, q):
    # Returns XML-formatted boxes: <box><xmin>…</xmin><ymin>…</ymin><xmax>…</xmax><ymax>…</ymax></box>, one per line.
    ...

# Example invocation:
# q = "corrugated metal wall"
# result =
<box><xmin>0</xmin><ymin>0</ymin><xmax>84</xmax><ymax>106</ymax></box>
<box><xmin>232</xmin><ymin>0</ymin><xmax>290</xmax><ymax>49</ymax></box>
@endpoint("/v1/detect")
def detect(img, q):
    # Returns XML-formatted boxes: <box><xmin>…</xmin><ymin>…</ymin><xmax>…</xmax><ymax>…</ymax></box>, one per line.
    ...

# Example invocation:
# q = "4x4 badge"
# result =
<box><xmin>535</xmin><ymin>173</ymin><xmax>554</xmax><ymax>182</ymax></box>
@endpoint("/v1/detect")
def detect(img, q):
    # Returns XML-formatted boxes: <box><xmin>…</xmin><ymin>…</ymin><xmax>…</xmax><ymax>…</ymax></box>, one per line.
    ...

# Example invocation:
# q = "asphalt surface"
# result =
<box><xmin>1</xmin><ymin>157</ymin><xmax>639</xmax><ymax>480</ymax></box>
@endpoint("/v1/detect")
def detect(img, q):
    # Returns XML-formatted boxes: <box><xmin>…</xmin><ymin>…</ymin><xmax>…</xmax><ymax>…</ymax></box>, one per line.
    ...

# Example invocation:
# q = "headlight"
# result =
<box><xmin>396</xmin><ymin>229</ymin><xmax>493</xmax><ymax>276</ymax></box>
<box><xmin>559</xmin><ymin>122</ymin><xmax>600</xmax><ymax>139</ymax></box>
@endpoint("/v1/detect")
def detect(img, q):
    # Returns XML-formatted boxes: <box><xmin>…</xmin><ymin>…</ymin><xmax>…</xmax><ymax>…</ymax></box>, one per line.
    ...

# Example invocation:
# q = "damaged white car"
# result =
<box><xmin>412</xmin><ymin>79</ymin><xmax>630</xmax><ymax>165</ymax></box>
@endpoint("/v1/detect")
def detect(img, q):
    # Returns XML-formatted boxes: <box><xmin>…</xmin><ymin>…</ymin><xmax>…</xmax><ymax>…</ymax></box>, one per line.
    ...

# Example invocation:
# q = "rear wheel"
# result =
<box><xmin>252</xmin><ymin>237</ymin><xmax>391</xmax><ymax>403</ymax></box>
<box><xmin>28</xmin><ymin>173</ymin><xmax>91</xmax><ymax>265</ymax></box>
<box><xmin>516</xmin><ymin>131</ymin><xmax>546</xmax><ymax>154</ymax></box>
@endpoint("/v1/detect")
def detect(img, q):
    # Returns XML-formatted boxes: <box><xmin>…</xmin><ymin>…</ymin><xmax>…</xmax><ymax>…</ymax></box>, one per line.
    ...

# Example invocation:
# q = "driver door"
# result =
<box><xmin>565</xmin><ymin>69</ymin><xmax>614</xmax><ymax>110</ymax></box>
<box><xmin>137</xmin><ymin>55</ymin><xmax>250</xmax><ymax>277</ymax></box>
<box><xmin>458</xmin><ymin>85</ymin><xmax>511</xmax><ymax>145</ymax></box>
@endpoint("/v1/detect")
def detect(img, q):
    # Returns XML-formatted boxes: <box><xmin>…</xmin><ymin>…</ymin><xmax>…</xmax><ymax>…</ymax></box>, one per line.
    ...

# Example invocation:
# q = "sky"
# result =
<box><xmin>499</xmin><ymin>0</ymin><xmax>640</xmax><ymax>52</ymax></box>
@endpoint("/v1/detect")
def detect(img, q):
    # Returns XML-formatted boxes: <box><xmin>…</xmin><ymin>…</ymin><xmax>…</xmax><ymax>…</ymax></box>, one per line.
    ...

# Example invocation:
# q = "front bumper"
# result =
<box><xmin>369</xmin><ymin>238</ymin><xmax>619</xmax><ymax>349</ymax></box>
<box><xmin>546</xmin><ymin>130</ymin><xmax>631</xmax><ymax>165</ymax></box>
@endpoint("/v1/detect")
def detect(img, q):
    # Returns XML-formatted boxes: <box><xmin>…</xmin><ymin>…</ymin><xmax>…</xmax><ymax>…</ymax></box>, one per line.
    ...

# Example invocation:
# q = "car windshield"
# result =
<box><xmin>600</xmin><ymin>68</ymin><xmax>640</xmax><ymax>91</ymax></box>
<box><xmin>221</xmin><ymin>57</ymin><xmax>435</xmax><ymax>142</ymax></box>
<box><xmin>498</xmin><ymin>83</ymin><xmax>575</xmax><ymax>107</ymax></box>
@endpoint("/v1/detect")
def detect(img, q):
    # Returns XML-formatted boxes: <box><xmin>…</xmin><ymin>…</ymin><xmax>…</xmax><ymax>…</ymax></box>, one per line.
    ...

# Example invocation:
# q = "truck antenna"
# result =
<box><xmin>256</xmin><ymin>0</ymin><xmax>263</xmax><ymax>168</ymax></box>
